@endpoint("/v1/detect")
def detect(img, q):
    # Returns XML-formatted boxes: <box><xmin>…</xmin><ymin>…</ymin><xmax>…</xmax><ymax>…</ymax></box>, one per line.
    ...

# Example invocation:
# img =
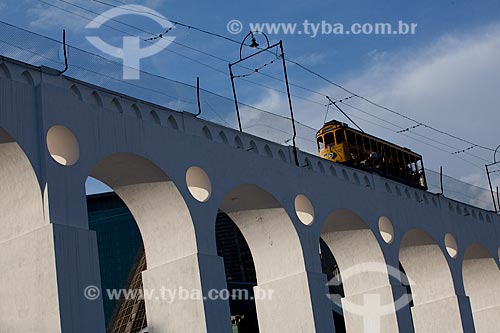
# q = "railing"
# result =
<box><xmin>0</xmin><ymin>21</ymin><xmax>495</xmax><ymax>212</ymax></box>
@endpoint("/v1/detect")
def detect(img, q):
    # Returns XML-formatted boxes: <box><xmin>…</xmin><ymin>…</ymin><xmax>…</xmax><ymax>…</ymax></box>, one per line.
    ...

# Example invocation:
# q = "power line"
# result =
<box><xmin>88</xmin><ymin>0</ymin><xmax>495</xmax><ymax>155</ymax></box>
<box><xmin>37</xmin><ymin>0</ymin><xmax>327</xmax><ymax>107</ymax></box>
<box><xmin>325</xmin><ymin>95</ymin><xmax>491</xmax><ymax>165</ymax></box>
<box><xmin>88</xmin><ymin>0</ymin><xmax>496</xmax><ymax>158</ymax></box>
<box><xmin>232</xmin><ymin>54</ymin><xmax>282</xmax><ymax>78</ymax></box>
<box><xmin>287</xmin><ymin>59</ymin><xmax>495</xmax><ymax>153</ymax></box>
<box><xmin>0</xmin><ymin>20</ymin><xmax>318</xmax><ymax>136</ymax></box>
<box><xmin>23</xmin><ymin>1</ymin><xmax>497</xmax><ymax>166</ymax></box>
<box><xmin>0</xmin><ymin>28</ymin><xmax>490</xmax><ymax>175</ymax></box>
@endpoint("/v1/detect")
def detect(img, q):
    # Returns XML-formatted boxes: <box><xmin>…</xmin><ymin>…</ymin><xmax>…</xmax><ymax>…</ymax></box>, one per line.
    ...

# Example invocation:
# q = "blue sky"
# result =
<box><xmin>1</xmin><ymin>0</ymin><xmax>500</xmax><ymax>198</ymax></box>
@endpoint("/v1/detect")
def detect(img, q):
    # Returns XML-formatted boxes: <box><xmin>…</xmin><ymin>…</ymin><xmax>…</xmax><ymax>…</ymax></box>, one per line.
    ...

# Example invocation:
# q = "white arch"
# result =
<box><xmin>220</xmin><ymin>184</ymin><xmax>304</xmax><ymax>283</ymax></box>
<box><xmin>90</xmin><ymin>152</ymin><xmax>197</xmax><ymax>268</ymax></box>
<box><xmin>399</xmin><ymin>229</ymin><xmax>463</xmax><ymax>332</ymax></box>
<box><xmin>0</xmin><ymin>128</ymin><xmax>44</xmax><ymax>241</ymax></box>
<box><xmin>88</xmin><ymin>153</ymin><xmax>230</xmax><ymax>332</ymax></box>
<box><xmin>462</xmin><ymin>243</ymin><xmax>500</xmax><ymax>333</ymax></box>
<box><xmin>0</xmin><ymin>127</ymin><xmax>48</xmax><ymax>330</ymax></box>
<box><xmin>321</xmin><ymin>209</ymin><xmax>400</xmax><ymax>332</ymax></box>
<box><xmin>219</xmin><ymin>184</ymin><xmax>324</xmax><ymax>332</ymax></box>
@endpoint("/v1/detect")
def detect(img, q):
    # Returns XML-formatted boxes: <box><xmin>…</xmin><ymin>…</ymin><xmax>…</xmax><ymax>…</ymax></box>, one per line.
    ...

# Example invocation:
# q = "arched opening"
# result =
<box><xmin>219</xmin><ymin>184</ymin><xmax>314</xmax><ymax>332</ymax></box>
<box><xmin>86</xmin><ymin>190</ymin><xmax>144</xmax><ymax>329</ymax></box>
<box><xmin>462</xmin><ymin>243</ymin><xmax>500</xmax><ymax>332</ymax></box>
<box><xmin>321</xmin><ymin>209</ymin><xmax>399</xmax><ymax>332</ymax></box>
<box><xmin>92</xmin><ymin>91</ymin><xmax>104</xmax><ymax>107</ymax></box>
<box><xmin>320</xmin><ymin>238</ymin><xmax>346</xmax><ymax>332</ymax></box>
<box><xmin>399</xmin><ymin>229</ymin><xmax>463</xmax><ymax>332</ymax></box>
<box><xmin>167</xmin><ymin>115</ymin><xmax>178</xmax><ymax>130</ymax></box>
<box><xmin>85</xmin><ymin>153</ymin><xmax>199</xmax><ymax>332</ymax></box>
<box><xmin>148</xmin><ymin>110</ymin><xmax>161</xmax><ymax>125</ymax></box>
<box><xmin>112</xmin><ymin>98</ymin><xmax>124</xmax><ymax>114</ymax></box>
<box><xmin>0</xmin><ymin>127</ymin><xmax>46</xmax><ymax>328</ymax></box>
<box><xmin>215</xmin><ymin>211</ymin><xmax>258</xmax><ymax>333</ymax></box>
<box><xmin>202</xmin><ymin>126</ymin><xmax>213</xmax><ymax>140</ymax></box>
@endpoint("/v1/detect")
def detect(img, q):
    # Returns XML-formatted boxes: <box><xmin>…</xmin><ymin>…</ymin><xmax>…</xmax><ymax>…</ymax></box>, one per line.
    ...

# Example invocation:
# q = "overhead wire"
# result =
<box><xmin>37</xmin><ymin>0</ymin><xmax>326</xmax><ymax>107</ymax></box>
<box><xmin>32</xmin><ymin>0</ymin><xmax>496</xmax><ymax>166</ymax></box>
<box><xmin>93</xmin><ymin>0</ymin><xmax>496</xmax><ymax>155</ymax></box>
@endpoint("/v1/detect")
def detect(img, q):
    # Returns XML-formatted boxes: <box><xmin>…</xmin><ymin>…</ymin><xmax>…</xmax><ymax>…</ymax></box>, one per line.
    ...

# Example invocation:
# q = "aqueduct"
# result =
<box><xmin>0</xmin><ymin>56</ymin><xmax>499</xmax><ymax>332</ymax></box>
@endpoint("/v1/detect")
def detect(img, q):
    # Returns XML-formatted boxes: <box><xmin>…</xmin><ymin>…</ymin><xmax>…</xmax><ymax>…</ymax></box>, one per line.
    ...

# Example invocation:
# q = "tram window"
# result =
<box><xmin>379</xmin><ymin>143</ymin><xmax>386</xmax><ymax>159</ymax></box>
<box><xmin>317</xmin><ymin>136</ymin><xmax>324</xmax><ymax>150</ymax></box>
<box><xmin>324</xmin><ymin>132</ymin><xmax>335</xmax><ymax>147</ymax></box>
<box><xmin>363</xmin><ymin>137</ymin><xmax>370</xmax><ymax>150</ymax></box>
<box><xmin>335</xmin><ymin>130</ymin><xmax>346</xmax><ymax>144</ymax></box>
<box><xmin>355</xmin><ymin>133</ymin><xmax>362</xmax><ymax>147</ymax></box>
<box><xmin>346</xmin><ymin>130</ymin><xmax>355</xmax><ymax>145</ymax></box>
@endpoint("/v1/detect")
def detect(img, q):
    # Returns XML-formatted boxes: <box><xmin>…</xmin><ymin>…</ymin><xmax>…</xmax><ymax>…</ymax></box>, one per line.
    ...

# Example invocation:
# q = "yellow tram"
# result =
<box><xmin>316</xmin><ymin>120</ymin><xmax>428</xmax><ymax>190</ymax></box>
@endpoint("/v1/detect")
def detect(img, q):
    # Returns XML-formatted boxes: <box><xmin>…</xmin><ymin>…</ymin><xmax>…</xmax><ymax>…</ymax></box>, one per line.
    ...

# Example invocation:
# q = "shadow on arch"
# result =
<box><xmin>89</xmin><ymin>152</ymin><xmax>197</xmax><ymax>269</ymax></box>
<box><xmin>399</xmin><ymin>228</ymin><xmax>463</xmax><ymax>332</ymax></box>
<box><xmin>320</xmin><ymin>209</ymin><xmax>399</xmax><ymax>332</ymax></box>
<box><xmin>0</xmin><ymin>127</ymin><xmax>44</xmax><ymax>242</ymax></box>
<box><xmin>219</xmin><ymin>184</ymin><xmax>310</xmax><ymax>331</ymax></box>
<box><xmin>219</xmin><ymin>184</ymin><xmax>305</xmax><ymax>283</ymax></box>
<box><xmin>0</xmin><ymin>127</ymin><xmax>46</xmax><ymax>330</ymax></box>
<box><xmin>462</xmin><ymin>243</ymin><xmax>500</xmax><ymax>333</ymax></box>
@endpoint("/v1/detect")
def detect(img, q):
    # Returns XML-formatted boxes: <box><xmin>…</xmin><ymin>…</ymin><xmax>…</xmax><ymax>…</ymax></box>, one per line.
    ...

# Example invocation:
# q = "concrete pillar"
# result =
<box><xmin>0</xmin><ymin>213</ymin><xmax>105</xmax><ymax>333</ymax></box>
<box><xmin>221</xmin><ymin>184</ymin><xmax>335</xmax><ymax>333</ymax></box>
<box><xmin>0</xmin><ymin>127</ymin><xmax>105</xmax><ymax>332</ymax></box>
<box><xmin>462</xmin><ymin>246</ymin><xmax>500</xmax><ymax>333</ymax></box>
<box><xmin>0</xmin><ymin>223</ymin><xmax>105</xmax><ymax>332</ymax></box>
<box><xmin>399</xmin><ymin>230</ymin><xmax>468</xmax><ymax>333</ymax></box>
<box><xmin>142</xmin><ymin>253</ymin><xmax>231</xmax><ymax>333</ymax></box>
<box><xmin>321</xmin><ymin>210</ymin><xmax>400</xmax><ymax>332</ymax></box>
<box><xmin>253</xmin><ymin>271</ymin><xmax>334</xmax><ymax>333</ymax></box>
<box><xmin>390</xmin><ymin>284</ymin><xmax>415</xmax><ymax>333</ymax></box>
<box><xmin>52</xmin><ymin>224</ymin><xmax>106</xmax><ymax>333</ymax></box>
<box><xmin>90</xmin><ymin>153</ymin><xmax>232</xmax><ymax>332</ymax></box>
<box><xmin>409</xmin><ymin>295</ymin><xmax>468</xmax><ymax>332</ymax></box>
<box><xmin>340</xmin><ymin>285</ymin><xmax>399</xmax><ymax>333</ymax></box>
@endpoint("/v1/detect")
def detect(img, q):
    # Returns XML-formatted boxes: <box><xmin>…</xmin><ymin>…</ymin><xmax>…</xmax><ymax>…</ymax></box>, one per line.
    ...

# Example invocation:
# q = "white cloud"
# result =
<box><xmin>27</xmin><ymin>1</ymin><xmax>92</xmax><ymax>31</ymax></box>
<box><xmin>218</xmin><ymin>23</ymin><xmax>500</xmax><ymax>176</ymax></box>
<box><xmin>343</xmin><ymin>24</ymin><xmax>500</xmax><ymax>141</ymax></box>
<box><xmin>26</xmin><ymin>0</ymin><xmax>164</xmax><ymax>32</ymax></box>
<box><xmin>325</xmin><ymin>23</ymin><xmax>500</xmax><ymax>180</ymax></box>
<box><xmin>293</xmin><ymin>51</ymin><xmax>328</xmax><ymax>66</ymax></box>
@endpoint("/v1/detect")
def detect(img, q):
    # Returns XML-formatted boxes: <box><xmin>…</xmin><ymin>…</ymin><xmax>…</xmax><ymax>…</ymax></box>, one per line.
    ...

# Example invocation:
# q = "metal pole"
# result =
<box><xmin>279</xmin><ymin>40</ymin><xmax>299</xmax><ymax>166</ymax></box>
<box><xmin>60</xmin><ymin>29</ymin><xmax>68</xmax><ymax>75</ymax></box>
<box><xmin>439</xmin><ymin>166</ymin><xmax>444</xmax><ymax>195</ymax></box>
<box><xmin>327</xmin><ymin>96</ymin><xmax>364</xmax><ymax>133</ymax></box>
<box><xmin>486</xmin><ymin>164</ymin><xmax>498</xmax><ymax>212</ymax></box>
<box><xmin>195</xmin><ymin>77</ymin><xmax>202</xmax><ymax>117</ymax></box>
<box><xmin>228</xmin><ymin>64</ymin><xmax>243</xmax><ymax>132</ymax></box>
<box><xmin>497</xmin><ymin>186</ymin><xmax>499</xmax><ymax>211</ymax></box>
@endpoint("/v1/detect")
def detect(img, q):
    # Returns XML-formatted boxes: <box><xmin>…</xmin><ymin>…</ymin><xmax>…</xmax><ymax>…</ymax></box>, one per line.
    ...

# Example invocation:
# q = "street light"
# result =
<box><xmin>228</xmin><ymin>31</ymin><xmax>299</xmax><ymax>166</ymax></box>
<box><xmin>237</xmin><ymin>31</ymin><xmax>270</xmax><ymax>60</ymax></box>
<box><xmin>486</xmin><ymin>144</ymin><xmax>500</xmax><ymax>213</ymax></box>
<box><xmin>494</xmin><ymin>144</ymin><xmax>500</xmax><ymax>163</ymax></box>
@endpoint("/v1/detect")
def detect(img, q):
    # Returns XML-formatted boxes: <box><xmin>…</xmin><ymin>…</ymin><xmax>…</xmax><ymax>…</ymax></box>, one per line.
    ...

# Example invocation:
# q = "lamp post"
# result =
<box><xmin>486</xmin><ymin>144</ymin><xmax>500</xmax><ymax>213</ymax></box>
<box><xmin>228</xmin><ymin>31</ymin><xmax>299</xmax><ymax>166</ymax></box>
